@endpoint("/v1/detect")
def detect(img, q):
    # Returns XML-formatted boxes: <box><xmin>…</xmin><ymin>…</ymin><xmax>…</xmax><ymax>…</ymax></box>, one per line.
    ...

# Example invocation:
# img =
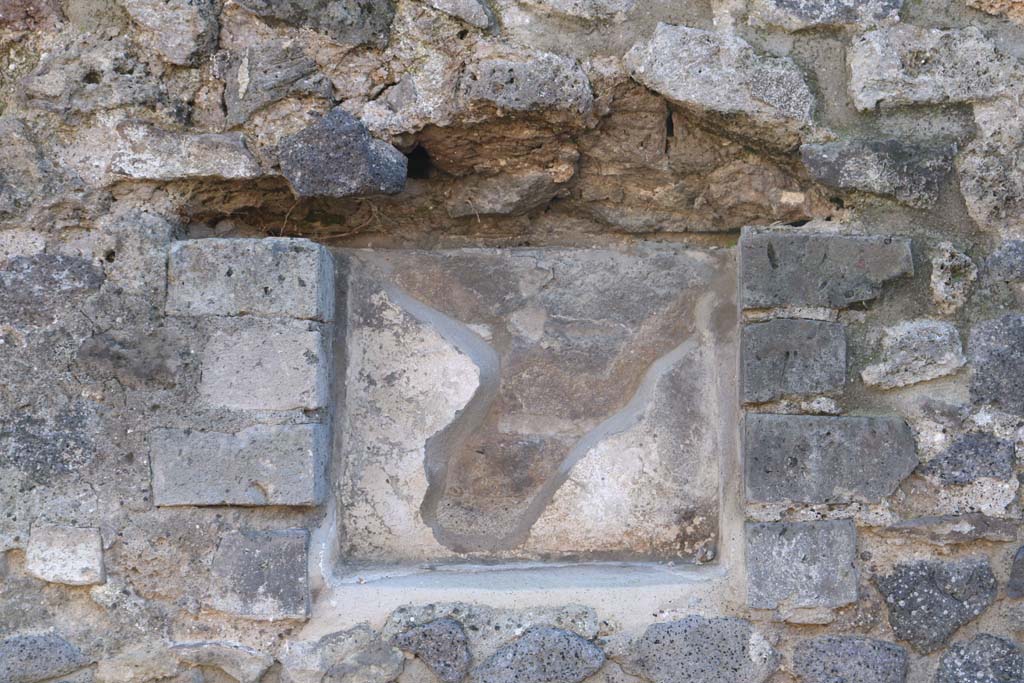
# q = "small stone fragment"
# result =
<box><xmin>882</xmin><ymin>514</ymin><xmax>1018</xmax><ymax>546</ymax></box>
<box><xmin>626</xmin><ymin>24</ymin><xmax>814</xmax><ymax>150</ymax></box>
<box><xmin>746</xmin><ymin>520</ymin><xmax>858</xmax><ymax>609</ymax></box>
<box><xmin>740</xmin><ymin>230</ymin><xmax>913</xmax><ymax>309</ymax></box>
<box><xmin>861</xmin><ymin>319</ymin><xmax>965</xmax><ymax>389</ymax></box>
<box><xmin>748</xmin><ymin>0</ymin><xmax>901</xmax><ymax>30</ymax></box>
<box><xmin>166</xmin><ymin>238</ymin><xmax>335</xmax><ymax>321</ymax></box>
<box><xmin>394</xmin><ymin>618</ymin><xmax>471</xmax><ymax>683</ymax></box>
<box><xmin>848</xmin><ymin>26</ymin><xmax>1019</xmax><ymax>110</ymax></box>
<box><xmin>223</xmin><ymin>44</ymin><xmax>333</xmax><ymax>126</ymax></box>
<box><xmin>745</xmin><ymin>414</ymin><xmax>917</xmax><ymax>504</ymax></box>
<box><xmin>931</xmin><ymin>242</ymin><xmax>977</xmax><ymax>314</ymax></box>
<box><xmin>207</xmin><ymin>529</ymin><xmax>310</xmax><ymax>621</ymax></box>
<box><xmin>111</xmin><ymin>123</ymin><xmax>262</xmax><ymax>181</ymax></box>
<box><xmin>171</xmin><ymin>641</ymin><xmax>274</xmax><ymax>683</ymax></box>
<box><xmin>935</xmin><ymin>634</ymin><xmax>1024</xmax><ymax>683</ymax></box>
<box><xmin>0</xmin><ymin>633</ymin><xmax>89</xmax><ymax>683</ymax></box>
<box><xmin>123</xmin><ymin>0</ymin><xmax>218</xmax><ymax>65</ymax></box>
<box><xmin>873</xmin><ymin>557</ymin><xmax>996</xmax><ymax>653</ymax></box>
<box><xmin>741</xmin><ymin>318</ymin><xmax>846</xmax><ymax>402</ymax></box>
<box><xmin>278</xmin><ymin>108</ymin><xmax>407</xmax><ymax>199</ymax></box>
<box><xmin>800</xmin><ymin>140</ymin><xmax>955</xmax><ymax>209</ymax></box>
<box><xmin>233</xmin><ymin>0</ymin><xmax>395</xmax><ymax>48</ymax></box>
<box><xmin>958</xmin><ymin>98</ymin><xmax>1024</xmax><ymax>238</ymax></box>
<box><xmin>282</xmin><ymin>624</ymin><xmax>404</xmax><ymax>683</ymax></box>
<box><xmin>424</xmin><ymin>0</ymin><xmax>494</xmax><ymax>27</ymax></box>
<box><xmin>470</xmin><ymin>627</ymin><xmax>604</xmax><ymax>683</ymax></box>
<box><xmin>446</xmin><ymin>170</ymin><xmax>569</xmax><ymax>218</ymax></box>
<box><xmin>1008</xmin><ymin>546</ymin><xmax>1024</xmax><ymax>598</ymax></box>
<box><xmin>628</xmin><ymin>617</ymin><xmax>779</xmax><ymax>683</ymax></box>
<box><xmin>793</xmin><ymin>636</ymin><xmax>907</xmax><ymax>683</ymax></box>
<box><xmin>969</xmin><ymin>314</ymin><xmax>1024</xmax><ymax>414</ymax></box>
<box><xmin>986</xmin><ymin>240</ymin><xmax>1024</xmax><ymax>283</ymax></box>
<box><xmin>26</xmin><ymin>524</ymin><xmax>105</xmax><ymax>586</ymax></box>
<box><xmin>460</xmin><ymin>49</ymin><xmax>594</xmax><ymax>118</ymax></box>
<box><xmin>96</xmin><ymin>643</ymin><xmax>180</xmax><ymax>683</ymax></box>
<box><xmin>920</xmin><ymin>432</ymin><xmax>1016</xmax><ymax>484</ymax></box>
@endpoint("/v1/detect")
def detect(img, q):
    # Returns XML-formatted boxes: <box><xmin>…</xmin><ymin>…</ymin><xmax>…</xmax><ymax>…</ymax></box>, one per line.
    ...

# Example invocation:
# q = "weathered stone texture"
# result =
<box><xmin>745</xmin><ymin>414</ymin><xmax>917</xmax><ymax>504</ymax></box>
<box><xmin>740</xmin><ymin>231</ymin><xmax>913</xmax><ymax>309</ymax></box>
<box><xmin>25</xmin><ymin>524</ymin><xmax>104</xmax><ymax>585</ymax></box>
<box><xmin>123</xmin><ymin>0</ymin><xmax>218</xmax><ymax>65</ymax></box>
<box><xmin>425</xmin><ymin>0</ymin><xmax>494</xmax><ymax>27</ymax></box>
<box><xmin>0</xmin><ymin>0</ymin><xmax>59</xmax><ymax>30</ymax></box>
<box><xmin>800</xmin><ymin>140</ymin><xmax>955</xmax><ymax>208</ymax></box>
<box><xmin>746</xmin><ymin>520</ymin><xmax>858</xmax><ymax>609</ymax></box>
<box><xmin>986</xmin><ymin>240</ymin><xmax>1024</xmax><ymax>283</ymax></box>
<box><xmin>793</xmin><ymin>636</ymin><xmax>908</xmax><ymax>683</ymax></box>
<box><xmin>935</xmin><ymin>634</ymin><xmax>1024</xmax><ymax>683</ymax></box>
<box><xmin>166</xmin><ymin>238</ymin><xmax>335</xmax><ymax>321</ymax></box>
<box><xmin>958</xmin><ymin>98</ymin><xmax>1024</xmax><ymax>238</ymax></box>
<box><xmin>470</xmin><ymin>627</ymin><xmax>604</xmax><ymax>683</ymax></box>
<box><xmin>748</xmin><ymin>0</ymin><xmax>902</xmax><ymax>29</ymax></box>
<box><xmin>968</xmin><ymin>315</ymin><xmax>1024</xmax><ymax>414</ymax></box>
<box><xmin>459</xmin><ymin>49</ymin><xmax>594</xmax><ymax>119</ymax></box>
<box><xmin>233</xmin><ymin>0</ymin><xmax>395</xmax><ymax>48</ymax></box>
<box><xmin>874</xmin><ymin>557</ymin><xmax>997</xmax><ymax>653</ymax></box>
<box><xmin>521</xmin><ymin>0</ymin><xmax>633</xmax><ymax>19</ymax></box>
<box><xmin>627</xmin><ymin>617</ymin><xmax>779</xmax><ymax>683</ymax></box>
<box><xmin>171</xmin><ymin>641</ymin><xmax>273</xmax><ymax>683</ymax></box>
<box><xmin>395</xmin><ymin>619</ymin><xmax>472</xmax><ymax>683</ymax></box>
<box><xmin>281</xmin><ymin>624</ymin><xmax>404</xmax><ymax>683</ymax></box>
<box><xmin>741</xmin><ymin>318</ymin><xmax>845</xmax><ymax>402</ymax></box>
<box><xmin>150</xmin><ymin>423</ymin><xmax>328</xmax><ymax>506</ymax></box>
<box><xmin>920</xmin><ymin>432</ymin><xmax>1016</xmax><ymax>484</ymax></box>
<box><xmin>446</xmin><ymin>170</ymin><xmax>569</xmax><ymax>218</ymax></box>
<box><xmin>208</xmin><ymin>529</ymin><xmax>310</xmax><ymax>620</ymax></box>
<box><xmin>222</xmin><ymin>44</ymin><xmax>333</xmax><ymax>126</ymax></box>
<box><xmin>861</xmin><ymin>319</ymin><xmax>965</xmax><ymax>389</ymax></box>
<box><xmin>1009</xmin><ymin>546</ymin><xmax>1024</xmax><ymax>598</ymax></box>
<box><xmin>0</xmin><ymin>633</ymin><xmax>88</xmax><ymax>683</ymax></box>
<box><xmin>931</xmin><ymin>242</ymin><xmax>977</xmax><ymax>315</ymax></box>
<box><xmin>110</xmin><ymin>123</ymin><xmax>262</xmax><ymax>182</ymax></box>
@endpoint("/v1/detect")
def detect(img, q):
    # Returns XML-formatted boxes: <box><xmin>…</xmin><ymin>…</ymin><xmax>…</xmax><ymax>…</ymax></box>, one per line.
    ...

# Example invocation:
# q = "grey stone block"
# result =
<box><xmin>425</xmin><ymin>0</ymin><xmax>493</xmax><ymax>27</ymax></box>
<box><xmin>470</xmin><ymin>627</ymin><xmax>604</xmax><ymax>683</ymax></box>
<box><xmin>800</xmin><ymin>140</ymin><xmax>955</xmax><ymax>209</ymax></box>
<box><xmin>985</xmin><ymin>240</ymin><xmax>1024</xmax><ymax>283</ymax></box>
<box><xmin>745</xmin><ymin>414</ymin><xmax>917</xmax><ymax>504</ymax></box>
<box><xmin>740</xmin><ymin>231</ymin><xmax>913</xmax><ymax>309</ymax></box>
<box><xmin>394</xmin><ymin>618</ymin><xmax>471</xmax><ymax>683</ymax></box>
<box><xmin>151</xmin><ymin>424</ymin><xmax>328</xmax><ymax>506</ymax></box>
<box><xmin>746</xmin><ymin>520</ymin><xmax>858</xmax><ymax>609</ymax></box>
<box><xmin>861</xmin><ymin>319</ymin><xmax>965</xmax><ymax>389</ymax></box>
<box><xmin>1009</xmin><ymin>546</ymin><xmax>1024</xmax><ymax>599</ymax></box>
<box><xmin>171</xmin><ymin>641</ymin><xmax>274</xmax><ymax>683</ymax></box>
<box><xmin>110</xmin><ymin>123</ymin><xmax>262</xmax><ymax>181</ymax></box>
<box><xmin>793</xmin><ymin>636</ymin><xmax>907</xmax><ymax>683</ymax></box>
<box><xmin>741</xmin><ymin>319</ymin><xmax>845</xmax><ymax>402</ymax></box>
<box><xmin>0</xmin><ymin>633</ymin><xmax>88</xmax><ymax>683</ymax></box>
<box><xmin>628</xmin><ymin>617</ymin><xmax>779</xmax><ymax>683</ymax></box>
<box><xmin>26</xmin><ymin>524</ymin><xmax>105</xmax><ymax>585</ymax></box>
<box><xmin>931</xmin><ymin>242</ymin><xmax>976</xmax><ymax>315</ymax></box>
<box><xmin>748</xmin><ymin>0</ymin><xmax>901</xmax><ymax>30</ymax></box>
<box><xmin>166</xmin><ymin>238</ymin><xmax>335</xmax><ymax>321</ymax></box>
<box><xmin>223</xmin><ymin>43</ymin><xmax>332</xmax><ymax>126</ymax></box>
<box><xmin>278</xmin><ymin>108</ymin><xmax>406</xmax><ymax>199</ymax></box>
<box><xmin>919</xmin><ymin>432</ymin><xmax>1015</xmax><ymax>484</ymax></box>
<box><xmin>873</xmin><ymin>557</ymin><xmax>996</xmax><ymax>654</ymax></box>
<box><xmin>935</xmin><ymin>634</ymin><xmax>1024</xmax><ymax>683</ymax></box>
<box><xmin>234</xmin><ymin>0</ymin><xmax>394</xmax><ymax>48</ymax></box>
<box><xmin>199</xmin><ymin>318</ymin><xmax>329</xmax><ymax>412</ymax></box>
<box><xmin>208</xmin><ymin>529</ymin><xmax>309</xmax><ymax>621</ymax></box>
<box><xmin>460</xmin><ymin>50</ymin><xmax>593</xmax><ymax>118</ymax></box>
<box><xmin>969</xmin><ymin>315</ymin><xmax>1024</xmax><ymax>414</ymax></box>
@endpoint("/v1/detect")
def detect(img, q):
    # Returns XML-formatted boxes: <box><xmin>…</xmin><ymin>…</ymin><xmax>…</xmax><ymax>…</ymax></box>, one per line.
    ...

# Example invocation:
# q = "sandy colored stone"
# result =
<box><xmin>26</xmin><ymin>524</ymin><xmax>104</xmax><ymax>586</ymax></box>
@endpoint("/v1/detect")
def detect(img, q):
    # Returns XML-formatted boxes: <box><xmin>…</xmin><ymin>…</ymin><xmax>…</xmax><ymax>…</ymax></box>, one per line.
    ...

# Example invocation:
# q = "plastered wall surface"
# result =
<box><xmin>2</xmin><ymin>0</ymin><xmax>1024</xmax><ymax>681</ymax></box>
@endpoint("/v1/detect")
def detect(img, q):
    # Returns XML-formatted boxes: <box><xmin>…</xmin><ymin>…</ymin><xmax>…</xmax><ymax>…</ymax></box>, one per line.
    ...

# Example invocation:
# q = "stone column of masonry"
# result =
<box><xmin>738</xmin><ymin>228</ymin><xmax>917</xmax><ymax>618</ymax></box>
<box><xmin>154</xmin><ymin>237</ymin><xmax>335</xmax><ymax>621</ymax></box>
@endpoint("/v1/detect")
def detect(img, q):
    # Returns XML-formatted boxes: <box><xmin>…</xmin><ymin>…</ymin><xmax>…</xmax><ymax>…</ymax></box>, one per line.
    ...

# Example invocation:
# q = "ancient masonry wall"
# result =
<box><xmin>3</xmin><ymin>0</ymin><xmax>1024</xmax><ymax>681</ymax></box>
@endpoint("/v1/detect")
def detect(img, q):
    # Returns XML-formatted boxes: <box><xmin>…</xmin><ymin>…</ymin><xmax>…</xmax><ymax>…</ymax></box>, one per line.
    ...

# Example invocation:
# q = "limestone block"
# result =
<box><xmin>110</xmin><ymin>122</ymin><xmax>261</xmax><ymax>181</ymax></box>
<box><xmin>170</xmin><ymin>641</ymin><xmax>274</xmax><ymax>683</ymax></box>
<box><xmin>150</xmin><ymin>424</ymin><xmax>328</xmax><ymax>506</ymax></box>
<box><xmin>166</xmin><ymin>238</ymin><xmax>335</xmax><ymax>321</ymax></box>
<box><xmin>861</xmin><ymin>319</ymin><xmax>965</xmax><ymax>389</ymax></box>
<box><xmin>469</xmin><ymin>627</ymin><xmax>604</xmax><ymax>683</ymax></box>
<box><xmin>968</xmin><ymin>314</ymin><xmax>1024</xmax><ymax>414</ymax></box>
<box><xmin>394</xmin><ymin>619</ymin><xmax>471</xmax><ymax>683</ymax></box>
<box><xmin>740</xmin><ymin>230</ymin><xmax>913</xmax><ymax>309</ymax></box>
<box><xmin>123</xmin><ymin>0</ymin><xmax>218</xmax><ymax>65</ymax></box>
<box><xmin>958</xmin><ymin>98</ymin><xmax>1024</xmax><ymax>239</ymax></box>
<box><xmin>848</xmin><ymin>26</ymin><xmax>1019</xmax><ymax>110</ymax></box>
<box><xmin>626</xmin><ymin>24</ymin><xmax>814</xmax><ymax>150</ymax></box>
<box><xmin>748</xmin><ymin>0</ymin><xmax>901</xmax><ymax>30</ymax></box>
<box><xmin>26</xmin><ymin>524</ymin><xmax>105</xmax><ymax>585</ymax></box>
<box><xmin>0</xmin><ymin>633</ymin><xmax>88</xmax><ymax>683</ymax></box>
<box><xmin>627</xmin><ymin>617</ymin><xmax>779</xmax><ymax>683</ymax></box>
<box><xmin>278</xmin><ymin>108</ymin><xmax>407</xmax><ymax>199</ymax></box>
<box><xmin>746</xmin><ymin>520</ymin><xmax>858</xmax><ymax>609</ymax></box>
<box><xmin>459</xmin><ymin>48</ymin><xmax>594</xmax><ymax>118</ymax></box>
<box><xmin>800</xmin><ymin>140</ymin><xmax>955</xmax><ymax>209</ymax></box>
<box><xmin>199</xmin><ymin>318</ymin><xmax>329</xmax><ymax>412</ymax></box>
<box><xmin>207</xmin><ymin>529</ymin><xmax>309</xmax><ymax>621</ymax></box>
<box><xmin>935</xmin><ymin>635</ymin><xmax>1024</xmax><ymax>683</ymax></box>
<box><xmin>741</xmin><ymin>319</ymin><xmax>846</xmax><ymax>402</ymax></box>
<box><xmin>745</xmin><ymin>414</ymin><xmax>917</xmax><ymax>504</ymax></box>
<box><xmin>793</xmin><ymin>636</ymin><xmax>907</xmax><ymax>683</ymax></box>
<box><xmin>873</xmin><ymin>557</ymin><xmax>996</xmax><ymax>653</ymax></box>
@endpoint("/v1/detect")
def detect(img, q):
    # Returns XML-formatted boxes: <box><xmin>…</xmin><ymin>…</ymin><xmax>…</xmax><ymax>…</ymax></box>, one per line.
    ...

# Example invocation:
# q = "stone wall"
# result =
<box><xmin>2</xmin><ymin>0</ymin><xmax>1024</xmax><ymax>681</ymax></box>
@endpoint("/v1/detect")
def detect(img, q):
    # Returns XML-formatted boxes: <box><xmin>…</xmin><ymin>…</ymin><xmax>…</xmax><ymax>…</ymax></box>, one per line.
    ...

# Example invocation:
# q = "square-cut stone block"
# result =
<box><xmin>166</xmin><ymin>238</ymin><xmax>334</xmax><ymax>321</ymax></box>
<box><xmin>333</xmin><ymin>245</ymin><xmax>736</xmax><ymax>563</ymax></box>
<box><xmin>150</xmin><ymin>424</ymin><xmax>328</xmax><ymax>506</ymax></box>
<box><xmin>199</xmin><ymin>318</ymin><xmax>328</xmax><ymax>412</ymax></box>
<box><xmin>26</xmin><ymin>524</ymin><xmax>104</xmax><ymax>586</ymax></box>
<box><xmin>207</xmin><ymin>529</ymin><xmax>309</xmax><ymax>621</ymax></box>
<box><xmin>741</xmin><ymin>318</ymin><xmax>846</xmax><ymax>402</ymax></box>
<box><xmin>746</xmin><ymin>520</ymin><xmax>858</xmax><ymax>609</ymax></box>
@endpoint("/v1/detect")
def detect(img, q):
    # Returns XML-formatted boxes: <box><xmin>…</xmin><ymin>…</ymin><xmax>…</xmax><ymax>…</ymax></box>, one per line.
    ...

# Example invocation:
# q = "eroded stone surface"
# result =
<box><xmin>394</xmin><ymin>619</ymin><xmax>471</xmax><ymax>683</ymax></box>
<box><xmin>459</xmin><ymin>48</ymin><xmax>594</xmax><ymax>119</ymax></box>
<box><xmin>746</xmin><ymin>520</ymin><xmax>858</xmax><ymax>609</ymax></box>
<box><xmin>935</xmin><ymin>634</ymin><xmax>1024</xmax><ymax>683</ymax></box>
<box><xmin>171</xmin><ymin>641</ymin><xmax>273</xmax><ymax>683</ymax></box>
<box><xmin>425</xmin><ymin>0</ymin><xmax>494</xmax><ymax>27</ymax></box>
<box><xmin>222</xmin><ymin>43</ymin><xmax>333</xmax><ymax>127</ymax></box>
<box><xmin>26</xmin><ymin>523</ymin><xmax>104</xmax><ymax>585</ymax></box>
<box><xmin>745</xmin><ymin>414</ymin><xmax>917</xmax><ymax>503</ymax></box>
<box><xmin>469</xmin><ymin>627</ymin><xmax>604</xmax><ymax>683</ymax></box>
<box><xmin>521</xmin><ymin>0</ymin><xmax>634</xmax><ymax>19</ymax></box>
<box><xmin>740</xmin><ymin>230</ymin><xmax>913</xmax><ymax>309</ymax></box>
<box><xmin>110</xmin><ymin>123</ymin><xmax>262</xmax><ymax>181</ymax></box>
<box><xmin>958</xmin><ymin>98</ymin><xmax>1024</xmax><ymax>239</ymax></box>
<box><xmin>627</xmin><ymin>617</ymin><xmax>779</xmax><ymax>683</ymax></box>
<box><xmin>281</xmin><ymin>625</ymin><xmax>404</xmax><ymax>683</ymax></box>
<box><xmin>0</xmin><ymin>633</ymin><xmax>88</xmax><ymax>683</ymax></box>
<box><xmin>123</xmin><ymin>0</ymin><xmax>218</xmax><ymax>65</ymax></box>
<box><xmin>207</xmin><ymin>529</ymin><xmax>309</xmax><ymax>621</ymax></box>
<box><xmin>1009</xmin><ymin>546</ymin><xmax>1024</xmax><ymax>598</ymax></box>
<box><xmin>446</xmin><ymin>170</ymin><xmax>569</xmax><ymax>218</ymax></box>
<box><xmin>748</xmin><ymin>0</ymin><xmax>901</xmax><ymax>29</ymax></box>
<box><xmin>861</xmin><ymin>320</ymin><xmax>965</xmax><ymax>389</ymax></box>
<box><xmin>969</xmin><ymin>315</ymin><xmax>1024</xmax><ymax>414</ymax></box>
<box><xmin>741</xmin><ymin>319</ymin><xmax>845</xmax><ymax>402</ymax></box>
<box><xmin>931</xmin><ymin>243</ymin><xmax>977</xmax><ymax>315</ymax></box>
<box><xmin>794</xmin><ymin>636</ymin><xmax>906</xmax><ymax>683</ymax></box>
<box><xmin>233</xmin><ymin>0</ymin><xmax>395</xmax><ymax>48</ymax></box>
<box><xmin>920</xmin><ymin>432</ymin><xmax>1015</xmax><ymax>484</ymax></box>
<box><xmin>874</xmin><ymin>557</ymin><xmax>997</xmax><ymax>653</ymax></box>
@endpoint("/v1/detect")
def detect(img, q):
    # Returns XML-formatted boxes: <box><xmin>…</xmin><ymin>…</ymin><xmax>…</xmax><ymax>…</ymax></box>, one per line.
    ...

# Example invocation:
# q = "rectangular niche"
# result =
<box><xmin>330</xmin><ymin>245</ymin><xmax>736</xmax><ymax>566</ymax></box>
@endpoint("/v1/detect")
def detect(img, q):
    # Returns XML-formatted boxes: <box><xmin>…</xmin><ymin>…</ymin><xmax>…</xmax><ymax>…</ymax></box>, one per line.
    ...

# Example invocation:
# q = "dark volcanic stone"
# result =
<box><xmin>395</xmin><ymin>618</ymin><xmax>471</xmax><ymax>683</ymax></box>
<box><xmin>0</xmin><ymin>254</ymin><xmax>104</xmax><ymax>326</ymax></box>
<box><xmin>470</xmin><ymin>627</ymin><xmax>604</xmax><ymax>683</ymax></box>
<box><xmin>935</xmin><ymin>634</ymin><xmax>1024</xmax><ymax>683</ymax></box>
<box><xmin>969</xmin><ymin>315</ymin><xmax>1024</xmax><ymax>415</ymax></box>
<box><xmin>919</xmin><ymin>432</ymin><xmax>1015</xmax><ymax>484</ymax></box>
<box><xmin>745</xmin><ymin>414</ymin><xmax>917</xmax><ymax>504</ymax></box>
<box><xmin>1008</xmin><ymin>546</ymin><xmax>1024</xmax><ymax>599</ymax></box>
<box><xmin>800</xmin><ymin>140</ymin><xmax>956</xmax><ymax>208</ymax></box>
<box><xmin>873</xmin><ymin>557</ymin><xmax>997</xmax><ymax>654</ymax></box>
<box><xmin>985</xmin><ymin>240</ymin><xmax>1024</xmax><ymax>283</ymax></box>
<box><xmin>628</xmin><ymin>617</ymin><xmax>779</xmax><ymax>683</ymax></box>
<box><xmin>207</xmin><ymin>529</ymin><xmax>310</xmax><ymax>621</ymax></box>
<box><xmin>234</xmin><ymin>0</ymin><xmax>394</xmax><ymax>48</ymax></box>
<box><xmin>740</xmin><ymin>231</ymin><xmax>913</xmax><ymax>309</ymax></box>
<box><xmin>0</xmin><ymin>633</ymin><xmax>89</xmax><ymax>683</ymax></box>
<box><xmin>278</xmin><ymin>108</ymin><xmax>407</xmax><ymax>199</ymax></box>
<box><xmin>741</xmin><ymin>319</ymin><xmax>846</xmax><ymax>402</ymax></box>
<box><xmin>793</xmin><ymin>635</ymin><xmax>908</xmax><ymax>683</ymax></box>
